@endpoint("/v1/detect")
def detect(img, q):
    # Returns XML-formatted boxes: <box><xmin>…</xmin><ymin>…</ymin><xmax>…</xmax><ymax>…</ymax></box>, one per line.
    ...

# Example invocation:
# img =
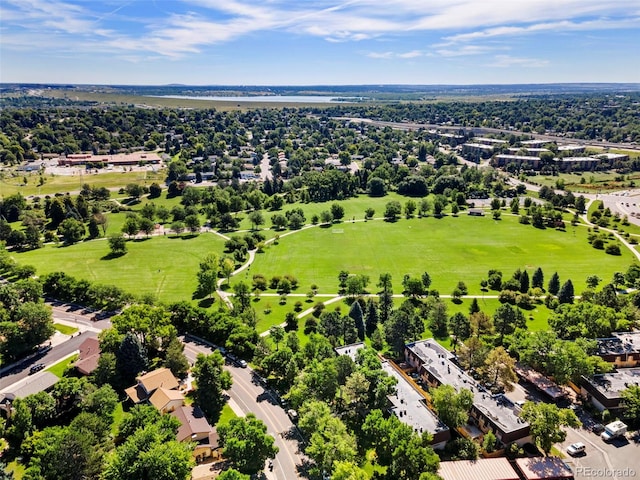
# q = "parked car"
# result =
<box><xmin>287</xmin><ymin>409</ymin><xmax>298</xmax><ymax>423</ymax></box>
<box><xmin>238</xmin><ymin>359</ymin><xmax>248</xmax><ymax>368</ymax></box>
<box><xmin>567</xmin><ymin>442</ymin><xmax>586</xmax><ymax>456</ymax></box>
<box><xmin>29</xmin><ymin>363</ymin><xmax>45</xmax><ymax>375</ymax></box>
<box><xmin>591</xmin><ymin>423</ymin><xmax>605</xmax><ymax>434</ymax></box>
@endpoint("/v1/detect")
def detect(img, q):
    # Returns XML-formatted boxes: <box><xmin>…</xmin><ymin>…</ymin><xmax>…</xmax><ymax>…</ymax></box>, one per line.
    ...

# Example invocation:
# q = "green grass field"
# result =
<box><xmin>53</xmin><ymin>323</ymin><xmax>79</xmax><ymax>335</ymax></box>
<box><xmin>1</xmin><ymin>169</ymin><xmax>166</xmax><ymax>197</ymax></box>
<box><xmin>13</xmin><ymin>233</ymin><xmax>227</xmax><ymax>304</ymax></box>
<box><xmin>245</xmin><ymin>214</ymin><xmax>632</xmax><ymax>295</ymax></box>
<box><xmin>46</xmin><ymin>354</ymin><xmax>78</xmax><ymax>378</ymax></box>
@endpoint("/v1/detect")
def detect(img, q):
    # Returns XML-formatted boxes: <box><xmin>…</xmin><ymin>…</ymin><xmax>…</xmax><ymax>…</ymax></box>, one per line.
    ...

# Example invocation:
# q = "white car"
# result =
<box><xmin>566</xmin><ymin>442</ymin><xmax>586</xmax><ymax>456</ymax></box>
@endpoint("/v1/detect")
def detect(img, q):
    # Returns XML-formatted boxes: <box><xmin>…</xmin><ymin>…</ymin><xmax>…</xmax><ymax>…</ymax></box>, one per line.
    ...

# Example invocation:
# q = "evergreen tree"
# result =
<box><xmin>116</xmin><ymin>333</ymin><xmax>148</xmax><ymax>385</ymax></box>
<box><xmin>377</xmin><ymin>273</ymin><xmax>393</xmax><ymax>323</ymax></box>
<box><xmin>548</xmin><ymin>272</ymin><xmax>560</xmax><ymax>295</ymax></box>
<box><xmin>349</xmin><ymin>301</ymin><xmax>365</xmax><ymax>340</ymax></box>
<box><xmin>364</xmin><ymin>298</ymin><xmax>379</xmax><ymax>338</ymax></box>
<box><xmin>532</xmin><ymin>267</ymin><xmax>544</xmax><ymax>289</ymax></box>
<box><xmin>557</xmin><ymin>280</ymin><xmax>575</xmax><ymax>304</ymax></box>
<box><xmin>520</xmin><ymin>270</ymin><xmax>530</xmax><ymax>293</ymax></box>
<box><xmin>469</xmin><ymin>298</ymin><xmax>480</xmax><ymax>315</ymax></box>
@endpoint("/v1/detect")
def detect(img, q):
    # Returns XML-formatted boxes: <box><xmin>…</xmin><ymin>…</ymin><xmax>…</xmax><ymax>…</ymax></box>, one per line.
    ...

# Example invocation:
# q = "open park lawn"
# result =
<box><xmin>248</xmin><ymin>214</ymin><xmax>632</xmax><ymax>295</ymax></box>
<box><xmin>13</xmin><ymin>233</ymin><xmax>227</xmax><ymax>304</ymax></box>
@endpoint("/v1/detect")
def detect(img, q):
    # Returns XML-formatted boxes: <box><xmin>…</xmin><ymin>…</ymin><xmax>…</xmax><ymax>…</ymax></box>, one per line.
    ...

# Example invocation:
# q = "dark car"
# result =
<box><xmin>592</xmin><ymin>423</ymin><xmax>605</xmax><ymax>434</ymax></box>
<box><xmin>29</xmin><ymin>363</ymin><xmax>45</xmax><ymax>375</ymax></box>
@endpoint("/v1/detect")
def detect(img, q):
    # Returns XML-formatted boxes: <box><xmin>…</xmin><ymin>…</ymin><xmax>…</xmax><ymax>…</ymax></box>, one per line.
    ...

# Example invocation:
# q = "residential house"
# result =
<box><xmin>75</xmin><ymin>337</ymin><xmax>101</xmax><ymax>376</ymax></box>
<box><xmin>581</xmin><ymin>368</ymin><xmax>640</xmax><ymax>413</ymax></box>
<box><xmin>149</xmin><ymin>387</ymin><xmax>185</xmax><ymax>413</ymax></box>
<box><xmin>335</xmin><ymin>343</ymin><xmax>450</xmax><ymax>449</ymax></box>
<box><xmin>595</xmin><ymin>332</ymin><xmax>640</xmax><ymax>368</ymax></box>
<box><xmin>439</xmin><ymin>458</ymin><xmax>520</xmax><ymax>480</ymax></box>
<box><xmin>405</xmin><ymin>339</ymin><xmax>531</xmax><ymax>446</ymax></box>
<box><xmin>171</xmin><ymin>405</ymin><xmax>215</xmax><ymax>443</ymax></box>
<box><xmin>0</xmin><ymin>371</ymin><xmax>59</xmax><ymax>417</ymax></box>
<box><xmin>125</xmin><ymin>367</ymin><xmax>180</xmax><ymax>404</ymax></box>
<box><xmin>514</xmin><ymin>457</ymin><xmax>574</xmax><ymax>480</ymax></box>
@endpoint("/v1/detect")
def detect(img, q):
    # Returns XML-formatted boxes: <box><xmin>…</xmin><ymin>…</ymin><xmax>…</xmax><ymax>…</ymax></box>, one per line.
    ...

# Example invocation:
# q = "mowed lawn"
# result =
<box><xmin>13</xmin><ymin>233</ymin><xmax>227</xmax><ymax>304</ymax></box>
<box><xmin>248</xmin><ymin>215</ymin><xmax>633</xmax><ymax>295</ymax></box>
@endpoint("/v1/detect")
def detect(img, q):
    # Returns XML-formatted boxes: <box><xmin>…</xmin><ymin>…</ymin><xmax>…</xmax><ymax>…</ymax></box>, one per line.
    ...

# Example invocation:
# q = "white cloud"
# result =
<box><xmin>435</xmin><ymin>45</ymin><xmax>497</xmax><ymax>57</ymax></box>
<box><xmin>1</xmin><ymin>0</ymin><xmax>639</xmax><ymax>60</ymax></box>
<box><xmin>445</xmin><ymin>17</ymin><xmax>640</xmax><ymax>43</ymax></box>
<box><xmin>490</xmin><ymin>54</ymin><xmax>550</xmax><ymax>67</ymax></box>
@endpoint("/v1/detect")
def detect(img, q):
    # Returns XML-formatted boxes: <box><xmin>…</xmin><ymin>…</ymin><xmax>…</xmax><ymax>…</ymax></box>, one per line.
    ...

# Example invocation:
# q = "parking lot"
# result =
<box><xmin>506</xmin><ymin>380</ymin><xmax>639</xmax><ymax>480</ymax></box>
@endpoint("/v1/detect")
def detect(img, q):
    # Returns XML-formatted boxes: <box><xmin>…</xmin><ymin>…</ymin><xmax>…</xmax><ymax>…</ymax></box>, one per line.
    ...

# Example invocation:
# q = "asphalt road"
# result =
<box><xmin>182</xmin><ymin>337</ymin><xmax>307</xmax><ymax>480</ymax></box>
<box><xmin>561</xmin><ymin>423</ymin><xmax>639</xmax><ymax>480</ymax></box>
<box><xmin>0</xmin><ymin>331</ymin><xmax>97</xmax><ymax>389</ymax></box>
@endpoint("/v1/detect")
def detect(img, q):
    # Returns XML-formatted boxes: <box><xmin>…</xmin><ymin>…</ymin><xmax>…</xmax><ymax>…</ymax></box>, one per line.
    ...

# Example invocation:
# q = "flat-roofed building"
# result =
<box><xmin>493</xmin><ymin>154</ymin><xmax>542</xmax><ymax>169</ymax></box>
<box><xmin>555</xmin><ymin>157</ymin><xmax>601</xmax><ymax>172</ymax></box>
<box><xmin>335</xmin><ymin>342</ymin><xmax>450</xmax><ymax>449</ymax></box>
<box><xmin>581</xmin><ymin>368</ymin><xmax>640</xmax><ymax>412</ymax></box>
<box><xmin>515</xmin><ymin>363</ymin><xmax>567</xmax><ymax>402</ymax></box>
<box><xmin>439</xmin><ymin>458</ymin><xmax>520</xmax><ymax>480</ymax></box>
<box><xmin>507</xmin><ymin>147</ymin><xmax>551</xmax><ymax>157</ymax></box>
<box><xmin>557</xmin><ymin>145</ymin><xmax>585</xmax><ymax>154</ymax></box>
<box><xmin>405</xmin><ymin>339</ymin><xmax>531</xmax><ymax>446</ymax></box>
<box><xmin>520</xmin><ymin>139</ymin><xmax>547</xmax><ymax>148</ymax></box>
<box><xmin>596</xmin><ymin>152</ymin><xmax>629</xmax><ymax>162</ymax></box>
<box><xmin>462</xmin><ymin>143</ymin><xmax>494</xmax><ymax>161</ymax></box>
<box><xmin>596</xmin><ymin>332</ymin><xmax>640</xmax><ymax>367</ymax></box>
<box><xmin>58</xmin><ymin>151</ymin><xmax>162</xmax><ymax>166</ymax></box>
<box><xmin>474</xmin><ymin>137</ymin><xmax>508</xmax><ymax>146</ymax></box>
<box><xmin>381</xmin><ymin>359</ymin><xmax>450</xmax><ymax>449</ymax></box>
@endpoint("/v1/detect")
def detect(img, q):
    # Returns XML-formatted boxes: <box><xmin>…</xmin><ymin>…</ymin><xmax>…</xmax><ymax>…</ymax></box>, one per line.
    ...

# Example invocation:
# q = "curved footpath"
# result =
<box><xmin>217</xmin><ymin>195</ymin><xmax>640</xmax><ymax>336</ymax></box>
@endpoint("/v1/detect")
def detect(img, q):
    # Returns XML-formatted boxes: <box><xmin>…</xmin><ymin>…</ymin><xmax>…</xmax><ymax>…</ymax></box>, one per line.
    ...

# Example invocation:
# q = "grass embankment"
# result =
<box><xmin>45</xmin><ymin>354</ymin><xmax>79</xmax><ymax>378</ymax></box>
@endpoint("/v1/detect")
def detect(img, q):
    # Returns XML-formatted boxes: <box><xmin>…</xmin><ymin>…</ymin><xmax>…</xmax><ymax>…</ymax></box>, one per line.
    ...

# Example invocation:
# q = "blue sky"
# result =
<box><xmin>1</xmin><ymin>0</ymin><xmax>639</xmax><ymax>85</ymax></box>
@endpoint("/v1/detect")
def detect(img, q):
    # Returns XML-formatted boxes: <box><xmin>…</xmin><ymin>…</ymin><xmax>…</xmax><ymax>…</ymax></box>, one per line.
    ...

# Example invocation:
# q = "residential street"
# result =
<box><xmin>182</xmin><ymin>337</ymin><xmax>306</xmax><ymax>480</ymax></box>
<box><xmin>0</xmin><ymin>331</ymin><xmax>96</xmax><ymax>390</ymax></box>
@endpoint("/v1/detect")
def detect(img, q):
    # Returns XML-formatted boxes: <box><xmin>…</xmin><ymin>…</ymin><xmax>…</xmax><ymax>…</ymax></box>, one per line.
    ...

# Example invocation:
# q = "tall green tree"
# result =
<box><xmin>548</xmin><ymin>272</ymin><xmax>560</xmax><ymax>295</ymax></box>
<box><xmin>532</xmin><ymin>267</ymin><xmax>544</xmax><ymax>289</ymax></box>
<box><xmin>57</xmin><ymin>218</ymin><xmax>85</xmax><ymax>244</ymax></box>
<box><xmin>164</xmin><ymin>336</ymin><xmax>190</xmax><ymax>379</ymax></box>
<box><xmin>108</xmin><ymin>234</ymin><xmax>127</xmax><ymax>256</ymax></box>
<box><xmin>431</xmin><ymin>384</ymin><xmax>474</xmax><ymax>429</ymax></box>
<box><xmin>621</xmin><ymin>385</ymin><xmax>640</xmax><ymax>425</ymax></box>
<box><xmin>520</xmin><ymin>402</ymin><xmax>580</xmax><ymax>454</ymax></box>
<box><xmin>377</xmin><ymin>273</ymin><xmax>393</xmax><ymax>323</ymax></box>
<box><xmin>115</xmin><ymin>333</ymin><xmax>148</xmax><ymax>386</ymax></box>
<box><xmin>557</xmin><ymin>279</ymin><xmax>574</xmax><ymax>304</ymax></box>
<box><xmin>218</xmin><ymin>414</ymin><xmax>279</xmax><ymax>475</ymax></box>
<box><xmin>197</xmin><ymin>253</ymin><xmax>219</xmax><ymax>298</ymax></box>
<box><xmin>192</xmin><ymin>351</ymin><xmax>232</xmax><ymax>422</ymax></box>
